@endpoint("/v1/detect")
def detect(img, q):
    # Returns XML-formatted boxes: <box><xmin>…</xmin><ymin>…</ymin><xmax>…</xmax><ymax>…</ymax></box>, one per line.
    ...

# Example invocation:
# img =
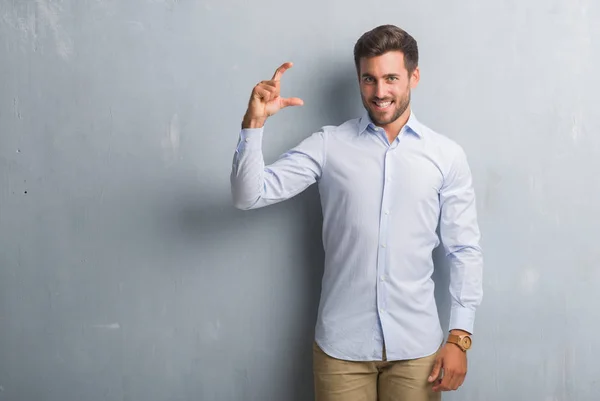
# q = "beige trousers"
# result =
<box><xmin>313</xmin><ymin>342</ymin><xmax>441</xmax><ymax>401</ymax></box>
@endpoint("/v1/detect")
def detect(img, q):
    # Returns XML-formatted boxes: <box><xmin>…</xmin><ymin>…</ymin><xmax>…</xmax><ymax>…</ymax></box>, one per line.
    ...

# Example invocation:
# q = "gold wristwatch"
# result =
<box><xmin>446</xmin><ymin>334</ymin><xmax>472</xmax><ymax>352</ymax></box>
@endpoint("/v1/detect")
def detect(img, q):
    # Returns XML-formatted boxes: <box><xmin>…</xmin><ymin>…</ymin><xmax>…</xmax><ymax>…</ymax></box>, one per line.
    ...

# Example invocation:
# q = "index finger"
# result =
<box><xmin>272</xmin><ymin>62</ymin><xmax>293</xmax><ymax>81</ymax></box>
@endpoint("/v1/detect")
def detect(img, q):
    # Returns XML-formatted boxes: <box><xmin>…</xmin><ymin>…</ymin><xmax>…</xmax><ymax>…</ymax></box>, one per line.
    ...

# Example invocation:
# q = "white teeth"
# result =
<box><xmin>375</xmin><ymin>101</ymin><xmax>392</xmax><ymax>108</ymax></box>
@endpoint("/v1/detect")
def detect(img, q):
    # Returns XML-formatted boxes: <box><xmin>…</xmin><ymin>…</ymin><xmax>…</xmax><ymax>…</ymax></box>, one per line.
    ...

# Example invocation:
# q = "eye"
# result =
<box><xmin>387</xmin><ymin>76</ymin><xmax>398</xmax><ymax>82</ymax></box>
<box><xmin>363</xmin><ymin>76</ymin><xmax>374</xmax><ymax>83</ymax></box>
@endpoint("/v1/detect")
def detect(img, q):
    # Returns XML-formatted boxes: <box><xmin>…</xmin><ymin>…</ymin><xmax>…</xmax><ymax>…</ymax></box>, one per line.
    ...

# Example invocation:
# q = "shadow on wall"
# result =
<box><xmin>314</xmin><ymin>60</ymin><xmax>364</xmax><ymax>127</ymax></box>
<box><xmin>168</xmin><ymin>66</ymin><xmax>359</xmax><ymax>401</ymax></box>
<box><xmin>174</xmin><ymin>189</ymin><xmax>324</xmax><ymax>401</ymax></box>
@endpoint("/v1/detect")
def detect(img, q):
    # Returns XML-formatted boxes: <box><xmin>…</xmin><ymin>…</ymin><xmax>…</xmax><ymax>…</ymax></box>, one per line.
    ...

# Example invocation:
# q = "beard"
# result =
<box><xmin>362</xmin><ymin>90</ymin><xmax>411</xmax><ymax>127</ymax></box>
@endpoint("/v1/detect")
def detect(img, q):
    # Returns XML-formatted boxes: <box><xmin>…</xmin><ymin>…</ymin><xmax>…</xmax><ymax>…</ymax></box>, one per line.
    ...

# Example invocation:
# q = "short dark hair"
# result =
<box><xmin>353</xmin><ymin>25</ymin><xmax>419</xmax><ymax>74</ymax></box>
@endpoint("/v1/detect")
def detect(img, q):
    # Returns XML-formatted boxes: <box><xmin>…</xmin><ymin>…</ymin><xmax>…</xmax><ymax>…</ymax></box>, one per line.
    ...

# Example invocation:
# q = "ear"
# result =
<box><xmin>409</xmin><ymin>66</ymin><xmax>420</xmax><ymax>89</ymax></box>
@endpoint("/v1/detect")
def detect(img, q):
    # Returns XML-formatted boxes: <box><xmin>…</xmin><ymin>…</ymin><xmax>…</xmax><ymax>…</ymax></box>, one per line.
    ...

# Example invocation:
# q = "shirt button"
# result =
<box><xmin>245</xmin><ymin>138</ymin><xmax>249</xmax><ymax>142</ymax></box>
<box><xmin>385</xmin><ymin>210</ymin><xmax>390</xmax><ymax>215</ymax></box>
<box><xmin>379</xmin><ymin>308</ymin><xmax>384</xmax><ymax>314</ymax></box>
<box><xmin>381</xmin><ymin>244</ymin><xmax>386</xmax><ymax>248</ymax></box>
<box><xmin>380</xmin><ymin>275</ymin><xmax>386</xmax><ymax>281</ymax></box>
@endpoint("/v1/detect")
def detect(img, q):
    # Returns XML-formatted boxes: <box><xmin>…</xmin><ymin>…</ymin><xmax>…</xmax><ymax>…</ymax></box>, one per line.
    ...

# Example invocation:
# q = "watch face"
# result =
<box><xmin>461</xmin><ymin>337</ymin><xmax>472</xmax><ymax>349</ymax></box>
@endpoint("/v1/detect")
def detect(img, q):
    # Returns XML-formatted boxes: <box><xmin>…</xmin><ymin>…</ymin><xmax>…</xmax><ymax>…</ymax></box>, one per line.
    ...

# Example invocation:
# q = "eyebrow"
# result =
<box><xmin>361</xmin><ymin>73</ymin><xmax>400</xmax><ymax>79</ymax></box>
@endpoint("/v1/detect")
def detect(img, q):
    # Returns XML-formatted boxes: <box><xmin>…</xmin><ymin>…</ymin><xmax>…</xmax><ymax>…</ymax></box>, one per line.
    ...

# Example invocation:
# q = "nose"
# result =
<box><xmin>375</xmin><ymin>81</ymin><xmax>386</xmax><ymax>99</ymax></box>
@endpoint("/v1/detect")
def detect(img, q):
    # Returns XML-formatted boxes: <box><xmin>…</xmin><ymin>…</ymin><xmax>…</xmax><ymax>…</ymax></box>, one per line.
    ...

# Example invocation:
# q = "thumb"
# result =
<box><xmin>281</xmin><ymin>97</ymin><xmax>304</xmax><ymax>108</ymax></box>
<box><xmin>428</xmin><ymin>357</ymin><xmax>442</xmax><ymax>382</ymax></box>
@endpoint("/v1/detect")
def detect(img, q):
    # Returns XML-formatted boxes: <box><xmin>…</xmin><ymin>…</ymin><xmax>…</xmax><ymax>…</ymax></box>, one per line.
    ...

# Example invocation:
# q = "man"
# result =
<box><xmin>230</xmin><ymin>24</ymin><xmax>483</xmax><ymax>401</ymax></box>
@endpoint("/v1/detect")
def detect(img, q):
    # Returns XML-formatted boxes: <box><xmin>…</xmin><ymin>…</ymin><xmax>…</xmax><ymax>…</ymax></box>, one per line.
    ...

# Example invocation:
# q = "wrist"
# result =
<box><xmin>446</xmin><ymin>331</ymin><xmax>472</xmax><ymax>352</ymax></box>
<box><xmin>446</xmin><ymin>342</ymin><xmax>464</xmax><ymax>352</ymax></box>
<box><xmin>242</xmin><ymin>114</ymin><xmax>267</xmax><ymax>129</ymax></box>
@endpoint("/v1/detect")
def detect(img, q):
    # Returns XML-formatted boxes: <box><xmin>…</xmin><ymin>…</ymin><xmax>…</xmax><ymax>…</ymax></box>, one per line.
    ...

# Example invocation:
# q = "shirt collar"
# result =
<box><xmin>358</xmin><ymin>109</ymin><xmax>423</xmax><ymax>138</ymax></box>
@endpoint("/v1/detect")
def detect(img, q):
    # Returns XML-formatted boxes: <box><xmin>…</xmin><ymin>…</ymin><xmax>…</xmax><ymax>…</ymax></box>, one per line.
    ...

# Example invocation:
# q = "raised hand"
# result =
<box><xmin>242</xmin><ymin>62</ymin><xmax>304</xmax><ymax>129</ymax></box>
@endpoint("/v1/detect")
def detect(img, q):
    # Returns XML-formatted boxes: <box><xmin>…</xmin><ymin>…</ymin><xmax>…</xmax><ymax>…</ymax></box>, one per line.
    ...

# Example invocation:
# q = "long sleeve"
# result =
<box><xmin>438</xmin><ymin>146</ymin><xmax>483</xmax><ymax>334</ymax></box>
<box><xmin>230</xmin><ymin>127</ymin><xmax>326</xmax><ymax>210</ymax></box>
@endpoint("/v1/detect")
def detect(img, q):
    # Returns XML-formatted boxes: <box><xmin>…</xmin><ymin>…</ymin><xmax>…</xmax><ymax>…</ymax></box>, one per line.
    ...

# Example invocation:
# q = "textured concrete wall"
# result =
<box><xmin>1</xmin><ymin>1</ymin><xmax>599</xmax><ymax>400</ymax></box>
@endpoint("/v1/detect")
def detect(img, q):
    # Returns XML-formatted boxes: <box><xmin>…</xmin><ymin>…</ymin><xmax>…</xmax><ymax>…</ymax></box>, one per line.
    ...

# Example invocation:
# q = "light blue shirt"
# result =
<box><xmin>230</xmin><ymin>111</ymin><xmax>483</xmax><ymax>361</ymax></box>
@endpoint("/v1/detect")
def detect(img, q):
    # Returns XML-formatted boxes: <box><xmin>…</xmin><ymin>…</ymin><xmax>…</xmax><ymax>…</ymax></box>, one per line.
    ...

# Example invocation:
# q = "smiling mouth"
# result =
<box><xmin>373</xmin><ymin>100</ymin><xmax>394</xmax><ymax>110</ymax></box>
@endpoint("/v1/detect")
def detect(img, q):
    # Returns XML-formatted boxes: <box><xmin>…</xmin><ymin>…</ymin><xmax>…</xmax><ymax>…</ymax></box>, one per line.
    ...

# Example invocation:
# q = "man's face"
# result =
<box><xmin>358</xmin><ymin>51</ymin><xmax>419</xmax><ymax>127</ymax></box>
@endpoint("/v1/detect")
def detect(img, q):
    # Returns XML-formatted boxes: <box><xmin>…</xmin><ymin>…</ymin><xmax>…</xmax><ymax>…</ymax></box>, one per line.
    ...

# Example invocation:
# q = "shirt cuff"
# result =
<box><xmin>449</xmin><ymin>305</ymin><xmax>476</xmax><ymax>334</ymax></box>
<box><xmin>238</xmin><ymin>128</ymin><xmax>264</xmax><ymax>150</ymax></box>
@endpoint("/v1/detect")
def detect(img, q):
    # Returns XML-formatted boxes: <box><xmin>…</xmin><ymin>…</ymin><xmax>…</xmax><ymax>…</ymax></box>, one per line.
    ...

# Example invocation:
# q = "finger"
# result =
<box><xmin>253</xmin><ymin>86</ymin><xmax>273</xmax><ymax>102</ymax></box>
<box><xmin>280</xmin><ymin>97</ymin><xmax>304</xmax><ymax>108</ymax></box>
<box><xmin>433</xmin><ymin>382</ymin><xmax>451</xmax><ymax>392</ymax></box>
<box><xmin>440</xmin><ymin>371</ymin><xmax>454</xmax><ymax>391</ymax></box>
<box><xmin>260</xmin><ymin>80</ymin><xmax>278</xmax><ymax>89</ymax></box>
<box><xmin>428</xmin><ymin>358</ymin><xmax>442</xmax><ymax>383</ymax></box>
<box><xmin>458</xmin><ymin>374</ymin><xmax>467</xmax><ymax>387</ymax></box>
<box><xmin>448</xmin><ymin>372</ymin><xmax>461</xmax><ymax>391</ymax></box>
<box><xmin>455</xmin><ymin>371</ymin><xmax>467</xmax><ymax>389</ymax></box>
<box><xmin>256</xmin><ymin>82</ymin><xmax>278</xmax><ymax>95</ymax></box>
<box><xmin>272</xmin><ymin>62</ymin><xmax>293</xmax><ymax>81</ymax></box>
